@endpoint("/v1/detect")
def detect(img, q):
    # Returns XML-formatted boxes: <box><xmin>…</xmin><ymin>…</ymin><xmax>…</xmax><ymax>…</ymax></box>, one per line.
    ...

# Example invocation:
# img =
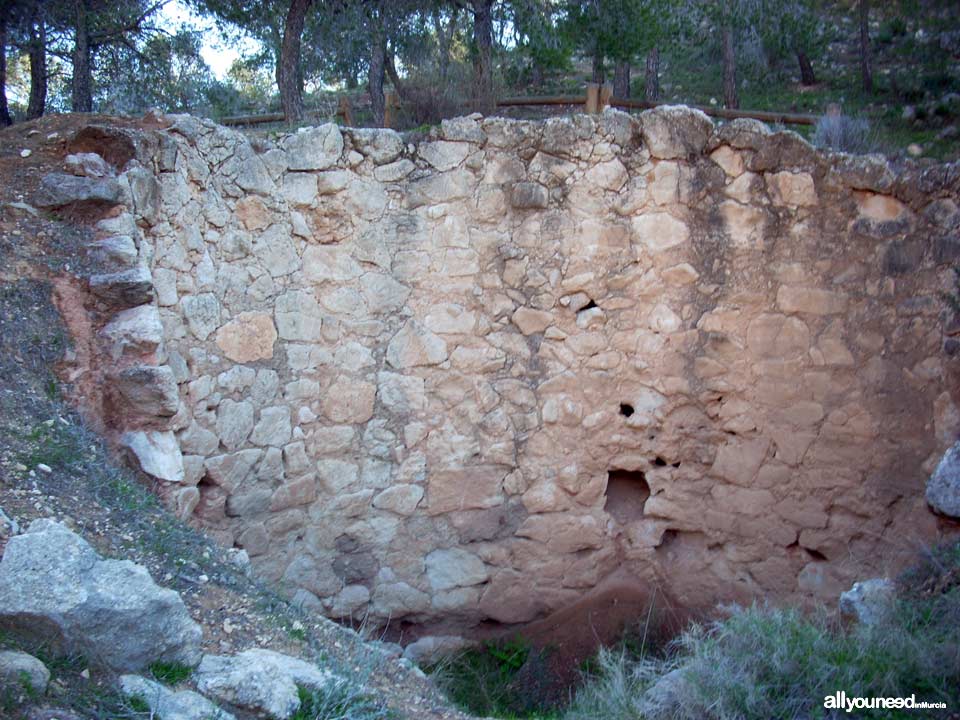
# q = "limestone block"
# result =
<box><xmin>386</xmin><ymin>321</ymin><xmax>448</xmax><ymax>368</ymax></box>
<box><xmin>372</xmin><ymin>484</ymin><xmax>424</xmax><ymax>516</ymax></box>
<box><xmin>113</xmin><ymin>365</ymin><xmax>180</xmax><ymax>417</ymax></box>
<box><xmin>515</xmin><ymin>514</ymin><xmax>605</xmax><ymax>553</ymax></box>
<box><xmin>720</xmin><ymin>200</ymin><xmax>766</xmax><ymax>246</ymax></box>
<box><xmin>777</xmin><ymin>286</ymin><xmax>848</xmax><ymax>315</ymax></box>
<box><xmin>250</xmin><ymin>406</ymin><xmax>292</xmax><ymax>447</ymax></box>
<box><xmin>322</xmin><ymin>377</ymin><xmax>376</xmax><ymax>424</ymax></box>
<box><xmin>424</xmin><ymin>303</ymin><xmax>477</xmax><ymax>334</ymax></box>
<box><xmin>512</xmin><ymin>306</ymin><xmax>553</xmax><ymax>335</ymax></box>
<box><xmin>585</xmin><ymin>158</ymin><xmax>629</xmax><ymax>192</ymax></box>
<box><xmin>377</xmin><ymin>372</ymin><xmax>426</xmax><ymax>414</ymax></box>
<box><xmin>427</xmin><ymin>465</ymin><xmax>506</xmax><ymax>514</ymax></box>
<box><xmin>639</xmin><ymin>105</ymin><xmax>713</xmax><ymax>159</ymax></box>
<box><xmin>281</xmin><ymin>172</ymin><xmax>318</xmax><ymax>206</ymax></box>
<box><xmin>216</xmin><ymin>399</ymin><xmax>255</xmax><ymax>451</ymax></box>
<box><xmin>710</xmin><ymin>145</ymin><xmax>745</xmax><ymax>176</ymax></box>
<box><xmin>425</xmin><ymin>548</ymin><xmax>489</xmax><ymax>591</ymax></box>
<box><xmin>181</xmin><ymin>293</ymin><xmax>220</xmax><ymax>341</ymax></box>
<box><xmin>282</xmin><ymin>124</ymin><xmax>343</xmax><ymax>171</ymax></box>
<box><xmin>746</xmin><ymin>313</ymin><xmax>810</xmax><ymax>360</ymax></box>
<box><xmin>274</xmin><ymin>289</ymin><xmax>324</xmax><ymax>342</ymax></box>
<box><xmin>710</xmin><ymin>437</ymin><xmax>770</xmax><ymax>485</ymax></box>
<box><xmin>119</xmin><ymin>674</ymin><xmax>235</xmax><ymax>720</ymax></box>
<box><xmin>215</xmin><ymin>312</ymin><xmax>277</xmax><ymax>362</ymax></box>
<box><xmin>89</xmin><ymin>266</ymin><xmax>154</xmax><ymax>309</ymax></box>
<box><xmin>632</xmin><ymin>212</ymin><xmax>689</xmax><ymax>252</ymax></box>
<box><xmin>766</xmin><ymin>171</ymin><xmax>817</xmax><ymax>207</ymax></box>
<box><xmin>122</xmin><ymin>431</ymin><xmax>184</xmax><ymax>483</ymax></box>
<box><xmin>510</xmin><ymin>182</ymin><xmax>549</xmax><ymax>209</ymax></box>
<box><xmin>349</xmin><ymin>127</ymin><xmax>403</xmax><ymax>164</ymax></box>
<box><xmin>374</xmin><ymin>159</ymin><xmax>415</xmax><ymax>182</ymax></box>
<box><xmin>420</xmin><ymin>141</ymin><xmax>470</xmax><ymax>171</ymax></box>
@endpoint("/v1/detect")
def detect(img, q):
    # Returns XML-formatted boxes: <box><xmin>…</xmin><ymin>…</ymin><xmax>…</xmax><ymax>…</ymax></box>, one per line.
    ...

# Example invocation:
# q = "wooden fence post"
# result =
<box><xmin>585</xmin><ymin>82</ymin><xmax>600</xmax><ymax>114</ymax></box>
<box><xmin>384</xmin><ymin>90</ymin><xmax>400</xmax><ymax>128</ymax></box>
<box><xmin>599</xmin><ymin>84</ymin><xmax>612</xmax><ymax>111</ymax></box>
<box><xmin>336</xmin><ymin>96</ymin><xmax>353</xmax><ymax>127</ymax></box>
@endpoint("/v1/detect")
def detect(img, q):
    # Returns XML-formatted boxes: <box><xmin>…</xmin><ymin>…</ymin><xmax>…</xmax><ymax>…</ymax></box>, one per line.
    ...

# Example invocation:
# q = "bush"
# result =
<box><xmin>564</xmin><ymin>540</ymin><xmax>960</xmax><ymax>720</ymax></box>
<box><xmin>431</xmin><ymin>637</ymin><xmax>559</xmax><ymax>718</ymax></box>
<box><xmin>813</xmin><ymin>114</ymin><xmax>876</xmax><ymax>154</ymax></box>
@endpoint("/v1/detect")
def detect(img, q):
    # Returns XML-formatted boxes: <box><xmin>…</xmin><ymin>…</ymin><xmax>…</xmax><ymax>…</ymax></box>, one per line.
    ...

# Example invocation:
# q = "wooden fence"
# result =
<box><xmin>219</xmin><ymin>82</ymin><xmax>817</xmax><ymax>128</ymax></box>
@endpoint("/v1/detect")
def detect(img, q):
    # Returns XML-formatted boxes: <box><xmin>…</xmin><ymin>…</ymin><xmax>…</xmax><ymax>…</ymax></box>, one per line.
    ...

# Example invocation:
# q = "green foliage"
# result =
<box><xmin>290</xmin><ymin>681</ymin><xmax>394</xmax><ymax>720</ymax></box>
<box><xmin>17</xmin><ymin>420</ymin><xmax>84</xmax><ymax>470</ymax></box>
<box><xmin>563</xmin><ymin>541</ymin><xmax>960</xmax><ymax>720</ymax></box>
<box><xmin>149</xmin><ymin>660</ymin><xmax>193</xmax><ymax>686</ymax></box>
<box><xmin>431</xmin><ymin>637</ymin><xmax>558</xmax><ymax>719</ymax></box>
<box><xmin>940</xmin><ymin>265</ymin><xmax>960</xmax><ymax>316</ymax></box>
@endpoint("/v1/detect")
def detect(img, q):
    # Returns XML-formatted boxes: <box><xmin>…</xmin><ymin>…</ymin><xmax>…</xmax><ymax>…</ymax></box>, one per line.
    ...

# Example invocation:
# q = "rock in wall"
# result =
<box><xmin>54</xmin><ymin>107</ymin><xmax>960</xmax><ymax>633</ymax></box>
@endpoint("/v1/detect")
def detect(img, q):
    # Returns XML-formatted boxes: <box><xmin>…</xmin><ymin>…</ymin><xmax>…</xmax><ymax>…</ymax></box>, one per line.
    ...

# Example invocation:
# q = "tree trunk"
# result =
<box><xmin>796</xmin><ymin>49</ymin><xmax>816</xmax><ymax>86</ymax></box>
<box><xmin>644</xmin><ymin>46</ymin><xmax>660</xmax><ymax>101</ymax></box>
<box><xmin>433</xmin><ymin>7</ymin><xmax>457</xmax><ymax>86</ymax></box>
<box><xmin>722</xmin><ymin>24</ymin><xmax>739</xmax><ymax>109</ymax></box>
<box><xmin>279</xmin><ymin>0</ymin><xmax>314</xmax><ymax>121</ymax></box>
<box><xmin>613</xmin><ymin>60</ymin><xmax>630</xmax><ymax>98</ymax></box>
<box><xmin>530</xmin><ymin>62</ymin><xmax>544</xmax><ymax>89</ymax></box>
<box><xmin>72</xmin><ymin>0</ymin><xmax>93</xmax><ymax>112</ymax></box>
<box><xmin>592</xmin><ymin>45</ymin><xmax>604</xmax><ymax>84</ymax></box>
<box><xmin>472</xmin><ymin>0</ymin><xmax>494</xmax><ymax>114</ymax></box>
<box><xmin>859</xmin><ymin>0</ymin><xmax>872</xmax><ymax>94</ymax></box>
<box><xmin>369</xmin><ymin>9</ymin><xmax>386</xmax><ymax>127</ymax></box>
<box><xmin>0</xmin><ymin>14</ymin><xmax>11</xmax><ymax>127</ymax></box>
<box><xmin>27</xmin><ymin>15</ymin><xmax>47</xmax><ymax>120</ymax></box>
<box><xmin>385</xmin><ymin>46</ymin><xmax>409</xmax><ymax>104</ymax></box>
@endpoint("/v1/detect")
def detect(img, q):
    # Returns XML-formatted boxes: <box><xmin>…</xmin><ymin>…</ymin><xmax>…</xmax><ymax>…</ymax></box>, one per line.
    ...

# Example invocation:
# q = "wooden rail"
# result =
<box><xmin>219</xmin><ymin>82</ymin><xmax>818</xmax><ymax>128</ymax></box>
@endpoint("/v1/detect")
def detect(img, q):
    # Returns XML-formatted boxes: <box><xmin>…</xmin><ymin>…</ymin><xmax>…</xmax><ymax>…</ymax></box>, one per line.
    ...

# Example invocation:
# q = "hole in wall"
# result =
<box><xmin>619</xmin><ymin>403</ymin><xmax>635</xmax><ymax>417</ymax></box>
<box><xmin>578</xmin><ymin>299</ymin><xmax>598</xmax><ymax>312</ymax></box>
<box><xmin>804</xmin><ymin>547</ymin><xmax>828</xmax><ymax>562</ymax></box>
<box><xmin>654</xmin><ymin>457</ymin><xmax>667</xmax><ymax>467</ymax></box>
<box><xmin>604</xmin><ymin>469</ymin><xmax>651</xmax><ymax>524</ymax></box>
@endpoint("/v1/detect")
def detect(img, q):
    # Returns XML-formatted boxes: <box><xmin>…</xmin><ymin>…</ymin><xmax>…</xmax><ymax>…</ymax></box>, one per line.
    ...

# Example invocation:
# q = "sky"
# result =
<box><xmin>158</xmin><ymin>0</ymin><xmax>261</xmax><ymax>79</ymax></box>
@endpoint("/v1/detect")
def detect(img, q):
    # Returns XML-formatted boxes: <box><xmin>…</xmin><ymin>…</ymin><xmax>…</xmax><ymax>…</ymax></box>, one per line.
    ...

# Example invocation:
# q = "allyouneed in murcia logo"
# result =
<box><xmin>824</xmin><ymin>691</ymin><xmax>948</xmax><ymax>713</ymax></box>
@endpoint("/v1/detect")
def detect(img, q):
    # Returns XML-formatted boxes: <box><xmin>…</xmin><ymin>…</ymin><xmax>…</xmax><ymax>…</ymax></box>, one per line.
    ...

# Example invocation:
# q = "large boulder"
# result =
<box><xmin>194</xmin><ymin>648</ymin><xmax>340</xmax><ymax>719</ymax></box>
<box><xmin>34</xmin><ymin>172</ymin><xmax>123</xmax><ymax>208</ymax></box>
<box><xmin>120</xmin><ymin>674</ymin><xmax>235</xmax><ymax>720</ymax></box>
<box><xmin>639</xmin><ymin>105</ymin><xmax>713</xmax><ymax>159</ymax></box>
<box><xmin>927</xmin><ymin>441</ymin><xmax>960</xmax><ymax>518</ymax></box>
<box><xmin>839</xmin><ymin>578</ymin><xmax>895</xmax><ymax>626</ymax></box>
<box><xmin>0</xmin><ymin>519</ymin><xmax>202</xmax><ymax>672</ymax></box>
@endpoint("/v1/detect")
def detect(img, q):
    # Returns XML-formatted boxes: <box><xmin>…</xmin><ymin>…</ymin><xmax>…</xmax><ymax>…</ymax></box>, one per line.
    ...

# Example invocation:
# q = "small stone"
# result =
<box><xmin>20</xmin><ymin>149</ymin><xmax>31</xmax><ymax>158</ymax></box>
<box><xmin>36</xmin><ymin>463</ymin><xmax>52</xmax><ymax>474</ymax></box>
<box><xmin>0</xmin><ymin>650</ymin><xmax>49</xmax><ymax>694</ymax></box>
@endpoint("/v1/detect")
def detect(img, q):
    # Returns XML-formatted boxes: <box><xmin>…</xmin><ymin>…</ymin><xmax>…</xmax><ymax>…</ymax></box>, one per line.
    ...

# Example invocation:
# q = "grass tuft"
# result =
<box><xmin>148</xmin><ymin>660</ymin><xmax>193</xmax><ymax>686</ymax></box>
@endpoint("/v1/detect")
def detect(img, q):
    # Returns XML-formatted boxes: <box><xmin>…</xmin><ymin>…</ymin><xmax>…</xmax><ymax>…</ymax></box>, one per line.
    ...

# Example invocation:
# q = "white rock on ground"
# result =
<box><xmin>640</xmin><ymin>665</ymin><xmax>691</xmax><ymax>720</ymax></box>
<box><xmin>839</xmin><ymin>578</ymin><xmax>895</xmax><ymax>626</ymax></box>
<box><xmin>401</xmin><ymin>635</ymin><xmax>470</xmax><ymax>666</ymax></box>
<box><xmin>120</xmin><ymin>674</ymin><xmax>235</xmax><ymax>720</ymax></box>
<box><xmin>926</xmin><ymin>441</ymin><xmax>960</xmax><ymax>518</ymax></box>
<box><xmin>0</xmin><ymin>519</ymin><xmax>202</xmax><ymax>672</ymax></box>
<box><xmin>0</xmin><ymin>650</ymin><xmax>50</xmax><ymax>694</ymax></box>
<box><xmin>194</xmin><ymin>648</ymin><xmax>341</xmax><ymax>719</ymax></box>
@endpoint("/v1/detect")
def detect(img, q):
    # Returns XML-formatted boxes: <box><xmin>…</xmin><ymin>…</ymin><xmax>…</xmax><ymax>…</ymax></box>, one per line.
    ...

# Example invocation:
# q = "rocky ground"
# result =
<box><xmin>0</xmin><ymin>114</ymin><xmax>476</xmax><ymax>720</ymax></box>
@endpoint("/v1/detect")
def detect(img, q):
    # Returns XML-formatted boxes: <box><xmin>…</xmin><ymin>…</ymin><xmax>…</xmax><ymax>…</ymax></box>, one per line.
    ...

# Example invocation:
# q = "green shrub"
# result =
<box><xmin>148</xmin><ymin>660</ymin><xmax>193</xmax><ymax>685</ymax></box>
<box><xmin>432</xmin><ymin>637</ymin><xmax>559</xmax><ymax>718</ymax></box>
<box><xmin>564</xmin><ymin>540</ymin><xmax>960</xmax><ymax>720</ymax></box>
<box><xmin>290</xmin><ymin>681</ymin><xmax>393</xmax><ymax>720</ymax></box>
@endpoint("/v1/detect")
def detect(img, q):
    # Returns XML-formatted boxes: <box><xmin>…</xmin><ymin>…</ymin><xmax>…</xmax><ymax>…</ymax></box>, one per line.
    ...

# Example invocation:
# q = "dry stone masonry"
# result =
<box><xmin>45</xmin><ymin>107</ymin><xmax>960</xmax><ymax>637</ymax></box>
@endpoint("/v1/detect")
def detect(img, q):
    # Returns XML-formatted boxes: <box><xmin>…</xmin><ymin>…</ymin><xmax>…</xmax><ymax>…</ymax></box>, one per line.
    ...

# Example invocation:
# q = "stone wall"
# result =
<box><xmin>55</xmin><ymin>107</ymin><xmax>960</xmax><ymax>635</ymax></box>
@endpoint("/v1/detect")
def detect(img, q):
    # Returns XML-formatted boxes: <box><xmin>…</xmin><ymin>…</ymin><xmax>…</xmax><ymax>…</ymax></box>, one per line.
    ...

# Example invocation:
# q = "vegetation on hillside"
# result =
<box><xmin>0</xmin><ymin>1</ymin><xmax>958</xmax><ymax>157</ymax></box>
<box><xmin>430</xmin><ymin>540</ymin><xmax>960</xmax><ymax>719</ymax></box>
